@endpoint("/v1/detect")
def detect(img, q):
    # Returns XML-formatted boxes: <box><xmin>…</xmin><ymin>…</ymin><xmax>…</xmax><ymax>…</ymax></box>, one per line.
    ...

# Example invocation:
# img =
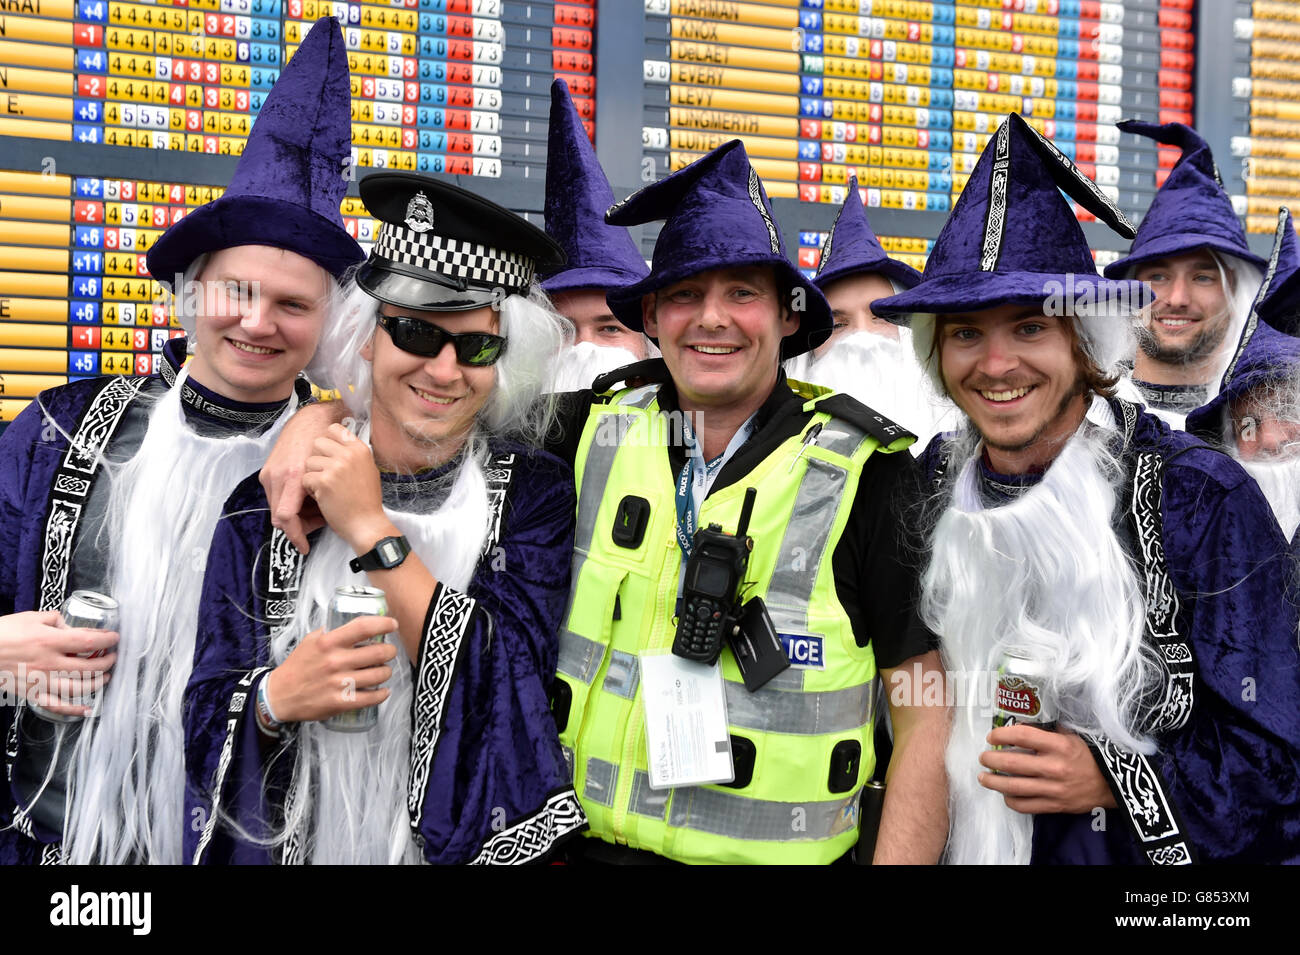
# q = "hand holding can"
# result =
<box><xmin>265</xmin><ymin>592</ymin><xmax>396</xmax><ymax>728</ymax></box>
<box><xmin>26</xmin><ymin>591</ymin><xmax>121</xmax><ymax>723</ymax></box>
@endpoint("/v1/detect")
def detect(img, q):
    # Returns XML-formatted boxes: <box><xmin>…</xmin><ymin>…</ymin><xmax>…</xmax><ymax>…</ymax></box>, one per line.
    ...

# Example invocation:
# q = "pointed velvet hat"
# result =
<box><xmin>604</xmin><ymin>139</ymin><xmax>831</xmax><ymax>358</ymax></box>
<box><xmin>1186</xmin><ymin>208</ymin><xmax>1300</xmax><ymax>439</ymax></box>
<box><xmin>812</xmin><ymin>177</ymin><xmax>923</xmax><ymax>291</ymax></box>
<box><xmin>1103</xmin><ymin>120</ymin><xmax>1266</xmax><ymax>278</ymax></box>
<box><xmin>540</xmin><ymin>79</ymin><xmax>648</xmax><ymax>296</ymax></box>
<box><xmin>1257</xmin><ymin>209</ymin><xmax>1300</xmax><ymax>336</ymax></box>
<box><xmin>147</xmin><ymin>17</ymin><xmax>362</xmax><ymax>285</ymax></box>
<box><xmin>872</xmin><ymin>113</ymin><xmax>1144</xmax><ymax>319</ymax></box>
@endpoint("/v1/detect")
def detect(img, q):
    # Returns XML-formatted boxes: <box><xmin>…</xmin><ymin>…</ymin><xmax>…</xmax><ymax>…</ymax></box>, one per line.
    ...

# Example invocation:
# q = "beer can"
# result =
<box><xmin>30</xmin><ymin>590</ymin><xmax>119</xmax><ymax>723</ymax></box>
<box><xmin>323</xmin><ymin>585</ymin><xmax>390</xmax><ymax>733</ymax></box>
<box><xmin>991</xmin><ymin>650</ymin><xmax>1057</xmax><ymax>767</ymax></box>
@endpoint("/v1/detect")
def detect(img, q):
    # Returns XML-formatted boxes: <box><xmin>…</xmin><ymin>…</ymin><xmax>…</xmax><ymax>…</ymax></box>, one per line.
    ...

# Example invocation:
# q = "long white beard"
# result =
<box><xmin>922</xmin><ymin>406</ymin><xmax>1164</xmax><ymax>865</ymax></box>
<box><xmin>271</xmin><ymin>436</ymin><xmax>490</xmax><ymax>864</ymax></box>
<box><xmin>546</xmin><ymin>341</ymin><xmax>642</xmax><ymax>394</ymax></box>
<box><xmin>1238</xmin><ymin>455</ymin><xmax>1300</xmax><ymax>543</ymax></box>
<box><xmin>64</xmin><ymin>370</ymin><xmax>298</xmax><ymax>864</ymax></box>
<box><xmin>786</xmin><ymin>330</ymin><xmax>959</xmax><ymax>451</ymax></box>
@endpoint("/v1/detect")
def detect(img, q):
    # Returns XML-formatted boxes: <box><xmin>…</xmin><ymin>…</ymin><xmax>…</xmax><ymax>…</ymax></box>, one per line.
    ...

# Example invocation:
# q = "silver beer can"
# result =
<box><xmin>323</xmin><ymin>585</ymin><xmax>390</xmax><ymax>733</ymax></box>
<box><xmin>31</xmin><ymin>590</ymin><xmax>119</xmax><ymax>723</ymax></box>
<box><xmin>991</xmin><ymin>650</ymin><xmax>1057</xmax><ymax>767</ymax></box>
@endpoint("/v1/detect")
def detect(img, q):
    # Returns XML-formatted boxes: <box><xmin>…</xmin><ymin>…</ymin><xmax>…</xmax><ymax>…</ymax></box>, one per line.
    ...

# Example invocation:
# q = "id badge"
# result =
<box><xmin>640</xmin><ymin>652</ymin><xmax>734</xmax><ymax>791</ymax></box>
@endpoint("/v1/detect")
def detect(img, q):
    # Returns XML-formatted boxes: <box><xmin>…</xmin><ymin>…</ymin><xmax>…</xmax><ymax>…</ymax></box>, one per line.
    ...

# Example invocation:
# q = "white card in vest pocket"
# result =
<box><xmin>640</xmin><ymin>652</ymin><xmax>734</xmax><ymax>791</ymax></box>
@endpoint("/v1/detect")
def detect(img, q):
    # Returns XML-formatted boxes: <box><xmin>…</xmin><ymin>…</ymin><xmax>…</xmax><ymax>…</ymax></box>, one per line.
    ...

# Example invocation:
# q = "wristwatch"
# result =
<box><xmin>350</xmin><ymin>535</ymin><xmax>411</xmax><ymax>573</ymax></box>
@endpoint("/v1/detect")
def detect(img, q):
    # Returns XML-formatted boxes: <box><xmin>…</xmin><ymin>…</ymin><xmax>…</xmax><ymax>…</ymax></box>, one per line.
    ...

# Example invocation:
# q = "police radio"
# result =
<box><xmin>672</xmin><ymin>487</ymin><xmax>757</xmax><ymax>665</ymax></box>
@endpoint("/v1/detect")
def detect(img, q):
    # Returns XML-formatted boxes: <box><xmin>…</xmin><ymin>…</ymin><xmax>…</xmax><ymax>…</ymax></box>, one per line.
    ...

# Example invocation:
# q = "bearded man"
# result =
<box><xmin>1105</xmin><ymin>122</ymin><xmax>1266</xmax><ymax>428</ymax></box>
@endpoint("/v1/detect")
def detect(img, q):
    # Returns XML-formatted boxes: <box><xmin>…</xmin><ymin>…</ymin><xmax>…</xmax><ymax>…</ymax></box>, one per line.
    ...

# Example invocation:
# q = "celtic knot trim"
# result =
<box><xmin>407</xmin><ymin>585</ymin><xmax>475</xmax><ymax>821</ymax></box>
<box><xmin>469</xmin><ymin>789</ymin><xmax>587</xmax><ymax>865</ymax></box>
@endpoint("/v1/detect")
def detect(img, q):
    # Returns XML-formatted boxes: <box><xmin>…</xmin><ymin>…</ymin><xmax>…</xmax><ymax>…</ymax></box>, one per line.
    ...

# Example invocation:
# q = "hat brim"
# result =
<box><xmin>605</xmin><ymin>255</ymin><xmax>832</xmax><ymax>359</ymax></box>
<box><xmin>146</xmin><ymin>195</ymin><xmax>363</xmax><ymax>287</ymax></box>
<box><xmin>356</xmin><ymin>258</ymin><xmax>502</xmax><ymax>312</ymax></box>
<box><xmin>870</xmin><ymin>271</ymin><xmax>1151</xmax><ymax>324</ymax></box>
<box><xmin>813</xmin><ymin>256</ymin><xmax>923</xmax><ymax>294</ymax></box>
<box><xmin>541</xmin><ymin>264</ymin><xmax>650</xmax><ymax>297</ymax></box>
<box><xmin>1103</xmin><ymin>234</ymin><xmax>1267</xmax><ymax>278</ymax></box>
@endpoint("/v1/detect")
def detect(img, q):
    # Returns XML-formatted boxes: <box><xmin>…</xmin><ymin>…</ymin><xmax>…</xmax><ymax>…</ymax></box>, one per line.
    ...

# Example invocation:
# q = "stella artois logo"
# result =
<box><xmin>996</xmin><ymin>675</ymin><xmax>1041</xmax><ymax>718</ymax></box>
<box><xmin>404</xmin><ymin>191</ymin><xmax>434</xmax><ymax>233</ymax></box>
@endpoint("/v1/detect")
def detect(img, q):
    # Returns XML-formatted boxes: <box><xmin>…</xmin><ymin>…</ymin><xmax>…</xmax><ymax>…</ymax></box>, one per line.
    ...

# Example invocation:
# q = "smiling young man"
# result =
<box><xmin>0</xmin><ymin>16</ymin><xmax>361</xmax><ymax>865</ymax></box>
<box><xmin>184</xmin><ymin>172</ymin><xmax>586</xmax><ymax>865</ymax></box>
<box><xmin>873</xmin><ymin>113</ymin><xmax>1300</xmax><ymax>865</ymax></box>
<box><xmin>539</xmin><ymin>79</ymin><xmax>652</xmax><ymax>393</ymax></box>
<box><xmin>1104</xmin><ymin>122</ymin><xmax>1266</xmax><ymax>428</ymax></box>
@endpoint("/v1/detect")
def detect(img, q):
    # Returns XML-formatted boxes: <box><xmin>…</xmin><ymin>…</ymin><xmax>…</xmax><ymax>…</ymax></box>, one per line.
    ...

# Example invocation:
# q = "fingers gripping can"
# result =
<box><xmin>991</xmin><ymin>650</ymin><xmax>1057</xmax><ymax>764</ymax></box>
<box><xmin>324</xmin><ymin>585</ymin><xmax>391</xmax><ymax>733</ymax></box>
<box><xmin>30</xmin><ymin>590</ymin><xmax>119</xmax><ymax>723</ymax></box>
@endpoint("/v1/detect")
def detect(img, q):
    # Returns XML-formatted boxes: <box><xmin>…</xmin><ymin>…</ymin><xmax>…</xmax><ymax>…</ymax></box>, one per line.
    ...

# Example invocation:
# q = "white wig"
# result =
<box><xmin>311</xmin><ymin>278</ymin><xmax>567</xmax><ymax>448</ymax></box>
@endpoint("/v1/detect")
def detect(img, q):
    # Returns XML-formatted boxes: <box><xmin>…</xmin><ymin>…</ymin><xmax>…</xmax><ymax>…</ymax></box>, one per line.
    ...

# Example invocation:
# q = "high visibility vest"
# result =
<box><xmin>554</xmin><ymin>382</ymin><xmax>913</xmax><ymax>864</ymax></box>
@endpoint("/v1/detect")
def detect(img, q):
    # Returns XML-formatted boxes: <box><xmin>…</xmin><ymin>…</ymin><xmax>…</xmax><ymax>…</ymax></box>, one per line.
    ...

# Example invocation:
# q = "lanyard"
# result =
<box><xmin>674</xmin><ymin>415</ymin><xmax>754</xmax><ymax>562</ymax></box>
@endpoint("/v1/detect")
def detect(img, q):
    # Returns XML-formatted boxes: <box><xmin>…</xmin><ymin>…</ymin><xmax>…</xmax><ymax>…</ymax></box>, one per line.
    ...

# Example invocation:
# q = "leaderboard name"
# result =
<box><xmin>640</xmin><ymin>0</ymin><xmax>1169</xmax><ymax>234</ymax></box>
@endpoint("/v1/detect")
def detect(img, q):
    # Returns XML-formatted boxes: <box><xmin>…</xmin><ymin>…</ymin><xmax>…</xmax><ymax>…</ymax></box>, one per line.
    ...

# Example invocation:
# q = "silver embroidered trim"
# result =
<box><xmin>192</xmin><ymin>666</ymin><xmax>271</xmax><ymax>864</ymax></box>
<box><xmin>469</xmin><ymin>789</ymin><xmax>587</xmax><ymax>865</ymax></box>
<box><xmin>979</xmin><ymin>119</ymin><xmax>1012</xmax><ymax>272</ymax></box>
<box><xmin>407</xmin><ymin>586</ymin><xmax>475</xmax><ymax>821</ymax></box>
<box><xmin>748</xmin><ymin>166</ymin><xmax>781</xmax><ymax>254</ymax></box>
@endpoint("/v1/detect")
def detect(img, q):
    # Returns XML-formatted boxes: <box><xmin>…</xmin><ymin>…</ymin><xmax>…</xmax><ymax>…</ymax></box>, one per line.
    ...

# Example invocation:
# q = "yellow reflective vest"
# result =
<box><xmin>554</xmin><ymin>381</ymin><xmax>913</xmax><ymax>864</ymax></box>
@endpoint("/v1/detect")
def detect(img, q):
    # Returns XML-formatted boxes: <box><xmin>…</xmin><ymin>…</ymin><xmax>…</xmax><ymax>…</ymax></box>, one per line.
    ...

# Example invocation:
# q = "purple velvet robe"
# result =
<box><xmin>0</xmin><ymin>340</ymin><xmax>306</xmax><ymax>863</ymax></box>
<box><xmin>183</xmin><ymin>441</ymin><xmax>586</xmax><ymax>865</ymax></box>
<box><xmin>920</xmin><ymin>400</ymin><xmax>1300</xmax><ymax>864</ymax></box>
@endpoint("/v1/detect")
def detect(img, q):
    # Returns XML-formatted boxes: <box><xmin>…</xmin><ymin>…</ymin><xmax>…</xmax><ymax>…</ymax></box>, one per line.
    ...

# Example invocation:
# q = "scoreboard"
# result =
<box><xmin>0</xmin><ymin>0</ymin><xmax>592</xmax><ymax>420</ymax></box>
<box><xmin>1227</xmin><ymin>0</ymin><xmax>1300</xmax><ymax>234</ymax></box>
<box><xmin>1</xmin><ymin>0</ymin><xmax>1297</xmax><ymax>424</ymax></box>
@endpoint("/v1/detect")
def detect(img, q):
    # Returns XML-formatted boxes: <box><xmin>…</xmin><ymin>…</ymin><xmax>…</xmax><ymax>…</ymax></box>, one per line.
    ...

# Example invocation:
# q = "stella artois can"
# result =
<box><xmin>30</xmin><ymin>590</ymin><xmax>119</xmax><ymax>723</ymax></box>
<box><xmin>323</xmin><ymin>585</ymin><xmax>391</xmax><ymax>733</ymax></box>
<box><xmin>991</xmin><ymin>651</ymin><xmax>1057</xmax><ymax>765</ymax></box>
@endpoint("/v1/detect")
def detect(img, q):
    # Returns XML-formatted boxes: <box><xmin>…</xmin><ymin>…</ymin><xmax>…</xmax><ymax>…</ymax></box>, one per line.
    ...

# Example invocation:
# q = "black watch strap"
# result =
<box><xmin>350</xmin><ymin>535</ymin><xmax>411</xmax><ymax>573</ymax></box>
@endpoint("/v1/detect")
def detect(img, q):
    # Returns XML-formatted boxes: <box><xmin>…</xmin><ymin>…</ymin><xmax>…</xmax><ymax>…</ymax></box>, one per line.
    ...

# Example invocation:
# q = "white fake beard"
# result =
<box><xmin>922</xmin><ymin>408</ymin><xmax>1164</xmax><ymax>865</ymax></box>
<box><xmin>271</xmin><ymin>437</ymin><xmax>490</xmax><ymax>865</ymax></box>
<box><xmin>64</xmin><ymin>370</ymin><xmax>298</xmax><ymax>864</ymax></box>
<box><xmin>545</xmin><ymin>341</ymin><xmax>643</xmax><ymax>394</ymax></box>
<box><xmin>787</xmin><ymin>330</ymin><xmax>958</xmax><ymax>449</ymax></box>
<box><xmin>1237</xmin><ymin>454</ymin><xmax>1300</xmax><ymax>543</ymax></box>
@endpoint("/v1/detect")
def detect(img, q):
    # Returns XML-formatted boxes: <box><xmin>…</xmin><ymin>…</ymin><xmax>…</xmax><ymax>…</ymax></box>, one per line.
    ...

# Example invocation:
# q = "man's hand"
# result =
<box><xmin>301</xmin><ymin>424</ymin><xmax>396</xmax><ymax>553</ymax></box>
<box><xmin>265</xmin><ymin>615</ymin><xmax>398</xmax><ymax>724</ymax></box>
<box><xmin>0</xmin><ymin>610</ymin><xmax>118</xmax><ymax>717</ymax></box>
<box><xmin>260</xmin><ymin>400</ymin><xmax>346</xmax><ymax>553</ymax></box>
<box><xmin>978</xmin><ymin>725</ymin><xmax>1117</xmax><ymax>814</ymax></box>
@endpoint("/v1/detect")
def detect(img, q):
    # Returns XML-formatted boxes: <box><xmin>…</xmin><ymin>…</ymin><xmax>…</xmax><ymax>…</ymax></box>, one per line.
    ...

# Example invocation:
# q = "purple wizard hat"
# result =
<box><xmin>1186</xmin><ymin>207</ymin><xmax>1300</xmax><ymax>440</ymax></box>
<box><xmin>604</xmin><ymin>140</ymin><xmax>832</xmax><ymax>358</ymax></box>
<box><xmin>147</xmin><ymin>17</ymin><xmax>362</xmax><ymax>286</ymax></box>
<box><xmin>540</xmin><ymin>79</ymin><xmax>648</xmax><ymax>296</ymax></box>
<box><xmin>872</xmin><ymin>113</ymin><xmax>1144</xmax><ymax>320</ymax></box>
<box><xmin>812</xmin><ymin>177</ymin><xmax>922</xmax><ymax>291</ymax></box>
<box><xmin>1103</xmin><ymin>121</ymin><xmax>1266</xmax><ymax>278</ymax></box>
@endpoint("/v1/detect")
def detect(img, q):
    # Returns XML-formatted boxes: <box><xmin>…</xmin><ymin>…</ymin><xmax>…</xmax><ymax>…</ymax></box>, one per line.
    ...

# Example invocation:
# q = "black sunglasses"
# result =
<box><xmin>377</xmin><ymin>313</ymin><xmax>507</xmax><ymax>367</ymax></box>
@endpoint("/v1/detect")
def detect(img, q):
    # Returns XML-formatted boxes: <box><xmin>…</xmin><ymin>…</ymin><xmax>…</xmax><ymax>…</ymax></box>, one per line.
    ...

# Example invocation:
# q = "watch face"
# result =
<box><xmin>379</xmin><ymin>541</ymin><xmax>401</xmax><ymax>563</ymax></box>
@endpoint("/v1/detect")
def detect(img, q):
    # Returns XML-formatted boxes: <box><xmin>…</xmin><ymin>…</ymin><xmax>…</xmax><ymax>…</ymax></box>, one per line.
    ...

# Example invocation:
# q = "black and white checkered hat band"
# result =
<box><xmin>373</xmin><ymin>223</ymin><xmax>534</xmax><ymax>292</ymax></box>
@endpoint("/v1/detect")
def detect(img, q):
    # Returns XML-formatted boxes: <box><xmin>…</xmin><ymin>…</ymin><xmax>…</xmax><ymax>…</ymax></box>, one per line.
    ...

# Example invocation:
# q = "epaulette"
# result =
<box><xmin>805</xmin><ymin>391</ymin><xmax>917</xmax><ymax>448</ymax></box>
<box><xmin>591</xmin><ymin>357</ymin><xmax>671</xmax><ymax>399</ymax></box>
